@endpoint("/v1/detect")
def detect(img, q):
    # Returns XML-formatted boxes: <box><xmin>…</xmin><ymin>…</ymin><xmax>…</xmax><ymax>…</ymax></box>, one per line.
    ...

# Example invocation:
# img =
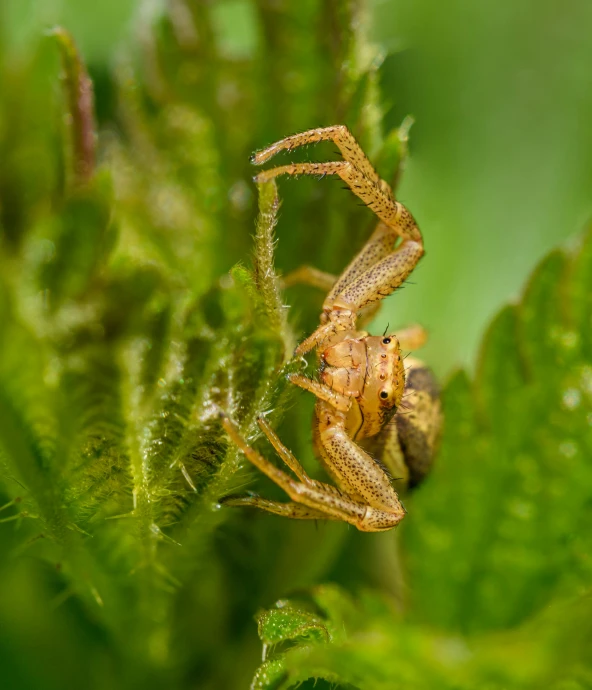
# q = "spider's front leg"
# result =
<box><xmin>311</xmin><ymin>400</ymin><xmax>407</xmax><ymax>531</ymax></box>
<box><xmin>252</xmin><ymin>126</ymin><xmax>424</xmax><ymax>355</ymax></box>
<box><xmin>252</xmin><ymin>125</ymin><xmax>420</xmax><ymax>242</ymax></box>
<box><xmin>221</xmin><ymin>415</ymin><xmax>400</xmax><ymax>530</ymax></box>
<box><xmin>265</xmin><ymin>376</ymin><xmax>407</xmax><ymax>531</ymax></box>
<box><xmin>296</xmin><ymin>234</ymin><xmax>423</xmax><ymax>355</ymax></box>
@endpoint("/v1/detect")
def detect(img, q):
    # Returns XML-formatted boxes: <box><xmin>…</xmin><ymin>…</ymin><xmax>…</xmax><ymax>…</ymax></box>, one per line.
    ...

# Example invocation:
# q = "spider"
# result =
<box><xmin>221</xmin><ymin>125</ymin><xmax>442</xmax><ymax>532</ymax></box>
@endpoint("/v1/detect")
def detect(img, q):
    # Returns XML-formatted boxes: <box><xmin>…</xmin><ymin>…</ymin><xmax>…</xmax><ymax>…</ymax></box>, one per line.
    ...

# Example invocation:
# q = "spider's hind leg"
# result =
<box><xmin>220</xmin><ymin>494</ymin><xmax>335</xmax><ymax>521</ymax></box>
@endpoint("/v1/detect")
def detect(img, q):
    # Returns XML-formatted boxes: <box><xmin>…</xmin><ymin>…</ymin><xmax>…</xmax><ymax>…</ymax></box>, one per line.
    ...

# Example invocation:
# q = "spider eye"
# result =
<box><xmin>383</xmin><ymin>337</ymin><xmax>391</xmax><ymax>344</ymax></box>
<box><xmin>380</xmin><ymin>390</ymin><xmax>389</xmax><ymax>400</ymax></box>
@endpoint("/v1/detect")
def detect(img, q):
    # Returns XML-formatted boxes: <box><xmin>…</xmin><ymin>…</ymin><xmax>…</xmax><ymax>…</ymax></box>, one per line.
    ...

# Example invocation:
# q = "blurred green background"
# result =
<box><xmin>1</xmin><ymin>2</ymin><xmax>591</xmax><ymax>689</ymax></box>
<box><xmin>4</xmin><ymin>0</ymin><xmax>592</xmax><ymax>372</ymax></box>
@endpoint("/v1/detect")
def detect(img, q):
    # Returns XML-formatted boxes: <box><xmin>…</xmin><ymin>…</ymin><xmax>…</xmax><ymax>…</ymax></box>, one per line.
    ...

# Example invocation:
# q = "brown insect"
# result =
<box><xmin>222</xmin><ymin>125</ymin><xmax>442</xmax><ymax>532</ymax></box>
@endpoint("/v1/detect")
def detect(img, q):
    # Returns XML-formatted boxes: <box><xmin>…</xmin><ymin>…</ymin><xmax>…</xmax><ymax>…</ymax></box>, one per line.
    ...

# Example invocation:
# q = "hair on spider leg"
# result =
<box><xmin>218</xmin><ymin>490</ymin><xmax>257</xmax><ymax>506</ymax></box>
<box><xmin>370</xmin><ymin>453</ymin><xmax>395</xmax><ymax>480</ymax></box>
<box><xmin>233</xmin><ymin>478</ymin><xmax>261</xmax><ymax>494</ymax></box>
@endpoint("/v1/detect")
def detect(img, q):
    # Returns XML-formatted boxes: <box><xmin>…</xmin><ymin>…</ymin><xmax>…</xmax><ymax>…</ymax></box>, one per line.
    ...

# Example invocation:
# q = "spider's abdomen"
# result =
<box><xmin>396</xmin><ymin>359</ymin><xmax>442</xmax><ymax>487</ymax></box>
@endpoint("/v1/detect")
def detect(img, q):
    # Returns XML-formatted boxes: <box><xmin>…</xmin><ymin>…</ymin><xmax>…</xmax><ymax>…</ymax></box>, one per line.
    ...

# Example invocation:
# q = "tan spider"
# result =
<box><xmin>222</xmin><ymin>125</ymin><xmax>442</xmax><ymax>532</ymax></box>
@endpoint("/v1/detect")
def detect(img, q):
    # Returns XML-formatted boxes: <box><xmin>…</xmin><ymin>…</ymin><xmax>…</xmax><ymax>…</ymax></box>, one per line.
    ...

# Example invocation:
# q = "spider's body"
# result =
<box><xmin>222</xmin><ymin>125</ymin><xmax>442</xmax><ymax>532</ymax></box>
<box><xmin>318</xmin><ymin>332</ymin><xmax>406</xmax><ymax>440</ymax></box>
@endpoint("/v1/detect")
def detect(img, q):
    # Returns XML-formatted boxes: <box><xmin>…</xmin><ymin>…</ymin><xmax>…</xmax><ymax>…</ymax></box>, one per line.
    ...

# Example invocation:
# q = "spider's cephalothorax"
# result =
<box><xmin>222</xmin><ymin>125</ymin><xmax>442</xmax><ymax>532</ymax></box>
<box><xmin>320</xmin><ymin>332</ymin><xmax>406</xmax><ymax>439</ymax></box>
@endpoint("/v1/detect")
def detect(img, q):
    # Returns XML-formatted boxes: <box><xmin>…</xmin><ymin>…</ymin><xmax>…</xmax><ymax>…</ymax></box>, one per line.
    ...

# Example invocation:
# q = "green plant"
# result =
<box><xmin>250</xmin><ymin>226</ymin><xmax>592</xmax><ymax>689</ymax></box>
<box><xmin>0</xmin><ymin>3</ymin><xmax>590</xmax><ymax>689</ymax></box>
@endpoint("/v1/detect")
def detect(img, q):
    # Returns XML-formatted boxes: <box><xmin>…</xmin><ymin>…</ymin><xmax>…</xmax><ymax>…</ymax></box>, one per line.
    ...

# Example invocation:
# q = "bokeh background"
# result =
<box><xmin>1</xmin><ymin>2</ymin><xmax>592</xmax><ymax>690</ymax></box>
<box><xmin>4</xmin><ymin>0</ymin><xmax>592</xmax><ymax>373</ymax></box>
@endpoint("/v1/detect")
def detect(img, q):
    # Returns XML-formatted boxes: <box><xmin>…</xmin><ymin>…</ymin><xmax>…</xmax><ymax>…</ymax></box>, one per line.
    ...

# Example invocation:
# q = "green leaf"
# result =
<box><xmin>50</xmin><ymin>27</ymin><xmax>96</xmax><ymax>186</ymax></box>
<box><xmin>39</xmin><ymin>180</ymin><xmax>113</xmax><ymax>309</ymax></box>
<box><xmin>405</xmin><ymin>228</ymin><xmax>592</xmax><ymax>634</ymax></box>
<box><xmin>257</xmin><ymin>606</ymin><xmax>330</xmax><ymax>647</ymax></box>
<box><xmin>2</xmin><ymin>4</ymin><xmax>592</xmax><ymax>690</ymax></box>
<box><xmin>250</xmin><ymin>229</ymin><xmax>592</xmax><ymax>689</ymax></box>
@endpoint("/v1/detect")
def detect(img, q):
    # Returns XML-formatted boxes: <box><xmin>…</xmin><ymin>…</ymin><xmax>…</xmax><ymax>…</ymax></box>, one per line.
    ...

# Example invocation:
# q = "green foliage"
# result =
<box><xmin>0</xmin><ymin>3</ymin><xmax>591</xmax><ymax>690</ymax></box>
<box><xmin>251</xmin><ymin>228</ymin><xmax>592</xmax><ymax>689</ymax></box>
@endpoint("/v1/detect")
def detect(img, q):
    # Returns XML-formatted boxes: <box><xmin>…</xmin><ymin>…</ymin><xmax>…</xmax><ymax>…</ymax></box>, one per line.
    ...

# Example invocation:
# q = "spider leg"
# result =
<box><xmin>255</xmin><ymin>161</ymin><xmax>419</xmax><ymax>243</ymax></box>
<box><xmin>281</xmin><ymin>265</ymin><xmax>337</xmax><ymax>292</ymax></box>
<box><xmin>253</xmin><ymin>128</ymin><xmax>425</xmax><ymax>354</ymax></box>
<box><xmin>222</xmin><ymin>415</ymin><xmax>364</xmax><ymax>523</ymax></box>
<box><xmin>280</xmin><ymin>262</ymin><xmax>380</xmax><ymax>328</ymax></box>
<box><xmin>356</xmin><ymin>303</ymin><xmax>382</xmax><ymax>329</ymax></box>
<box><xmin>256</xmin><ymin>416</ymin><xmax>311</xmax><ymax>483</ymax></box>
<box><xmin>288</xmin><ymin>374</ymin><xmax>353</xmax><ymax>411</ymax></box>
<box><xmin>324</xmin><ymin>222</ymin><xmax>400</xmax><ymax>307</ymax></box>
<box><xmin>221</xmin><ymin>495</ymin><xmax>335</xmax><ymax>521</ymax></box>
<box><xmin>222</xmin><ymin>417</ymin><xmax>338</xmax><ymax>521</ymax></box>
<box><xmin>296</xmin><ymin>239</ymin><xmax>423</xmax><ymax>356</ymax></box>
<box><xmin>295</xmin><ymin>318</ymin><xmax>356</xmax><ymax>356</ymax></box>
<box><xmin>314</xmin><ymin>411</ymin><xmax>407</xmax><ymax>531</ymax></box>
<box><xmin>252</xmin><ymin>125</ymin><xmax>381</xmax><ymax>183</ymax></box>
<box><xmin>221</xmin><ymin>415</ymin><xmax>401</xmax><ymax>531</ymax></box>
<box><xmin>252</xmin><ymin>125</ymin><xmax>421</xmax><ymax>242</ymax></box>
<box><xmin>396</xmin><ymin>324</ymin><xmax>428</xmax><ymax>351</ymax></box>
<box><xmin>334</xmin><ymin>239</ymin><xmax>423</xmax><ymax>312</ymax></box>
